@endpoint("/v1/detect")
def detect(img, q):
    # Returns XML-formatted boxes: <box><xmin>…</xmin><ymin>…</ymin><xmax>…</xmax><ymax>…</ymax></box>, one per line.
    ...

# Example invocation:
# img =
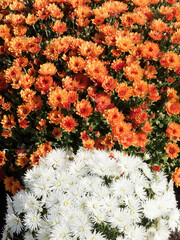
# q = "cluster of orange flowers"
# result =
<box><xmin>0</xmin><ymin>0</ymin><xmax>180</xmax><ymax>193</ymax></box>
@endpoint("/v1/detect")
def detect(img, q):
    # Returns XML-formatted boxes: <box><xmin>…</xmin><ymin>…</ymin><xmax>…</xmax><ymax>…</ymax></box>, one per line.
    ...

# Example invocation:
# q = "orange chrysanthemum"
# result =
<box><xmin>20</xmin><ymin>89</ymin><xmax>36</xmax><ymax>102</ymax></box>
<box><xmin>17</xmin><ymin>104</ymin><xmax>31</xmax><ymax>119</ymax></box>
<box><xmin>101</xmin><ymin>134</ymin><xmax>114</xmax><ymax>150</ymax></box>
<box><xmin>166</xmin><ymin>122</ymin><xmax>180</xmax><ymax>141</ymax></box>
<box><xmin>51</xmin><ymin>20</ymin><xmax>67</xmax><ymax>34</ymax></box>
<box><xmin>18</xmin><ymin>119</ymin><xmax>29</xmax><ymax>129</ymax></box>
<box><xmin>166</xmin><ymin>100</ymin><xmax>180</xmax><ymax>115</ymax></box>
<box><xmin>144</xmin><ymin>65</ymin><xmax>157</xmax><ymax>79</ymax></box>
<box><xmin>48</xmin><ymin>87</ymin><xmax>64</xmax><ymax>109</ymax></box>
<box><xmin>102</xmin><ymin>76</ymin><xmax>117</xmax><ymax>92</ymax></box>
<box><xmin>9</xmin><ymin>36</ymin><xmax>27</xmax><ymax>56</ymax></box>
<box><xmin>29</xmin><ymin>95</ymin><xmax>42</xmax><ymax>111</ymax></box>
<box><xmin>160</xmin><ymin>51</ymin><xmax>180</xmax><ymax>70</ymax></box>
<box><xmin>148</xmin><ymin>30</ymin><xmax>163</xmax><ymax>41</ymax></box>
<box><xmin>16</xmin><ymin>153</ymin><xmax>29</xmax><ymax>167</ymax></box>
<box><xmin>5</xmin><ymin>66</ymin><xmax>23</xmax><ymax>83</ymax></box>
<box><xmin>0</xmin><ymin>151</ymin><xmax>6</xmax><ymax>166</ymax></box>
<box><xmin>149</xmin><ymin>19</ymin><xmax>168</xmax><ymax>33</ymax></box>
<box><xmin>61</xmin><ymin>115</ymin><xmax>78</xmax><ymax>132</ymax></box>
<box><xmin>80</xmin><ymin>130</ymin><xmax>90</xmax><ymax>141</ymax></box>
<box><xmin>132</xmin><ymin>80</ymin><xmax>148</xmax><ymax>98</ymax></box>
<box><xmin>0</xmin><ymin>24</ymin><xmax>11</xmax><ymax>39</ymax></box>
<box><xmin>95</xmin><ymin>93</ymin><xmax>112</xmax><ymax>114</ymax></box>
<box><xmin>148</xmin><ymin>83</ymin><xmax>161</xmax><ymax>102</ymax></box>
<box><xmin>38</xmin><ymin>63</ymin><xmax>57</xmax><ymax>76</ymax></box>
<box><xmin>167</xmin><ymin>87</ymin><xmax>179</xmax><ymax>101</ymax></box>
<box><xmin>104</xmin><ymin>107</ymin><xmax>125</xmax><ymax>125</ymax></box>
<box><xmin>141</xmin><ymin>120</ymin><xmax>153</xmax><ymax>133</ymax></box>
<box><xmin>75</xmin><ymin>99</ymin><xmax>93</xmax><ymax>118</ymax></box>
<box><xmin>48</xmin><ymin>110</ymin><xmax>63</xmax><ymax>125</ymax></box>
<box><xmin>35</xmin><ymin>75</ymin><xmax>54</xmax><ymax>94</ymax></box>
<box><xmin>52</xmin><ymin>127</ymin><xmax>62</xmax><ymax>138</ymax></box>
<box><xmin>20</xmin><ymin>74</ymin><xmax>35</xmax><ymax>89</ymax></box>
<box><xmin>165</xmin><ymin>142</ymin><xmax>180</xmax><ymax>159</ymax></box>
<box><xmin>141</xmin><ymin>41</ymin><xmax>160</xmax><ymax>60</ymax></box>
<box><xmin>30</xmin><ymin>151</ymin><xmax>40</xmax><ymax>166</ymax></box>
<box><xmin>82</xmin><ymin>138</ymin><xmax>95</xmax><ymax>150</ymax></box>
<box><xmin>1</xmin><ymin>130</ymin><xmax>12</xmax><ymax>138</ymax></box>
<box><xmin>112</xmin><ymin>121</ymin><xmax>132</xmax><ymax>142</ymax></box>
<box><xmin>68</xmin><ymin>56</ymin><xmax>85</xmax><ymax>73</ymax></box>
<box><xmin>85</xmin><ymin>58</ymin><xmax>108</xmax><ymax>84</ymax></box>
<box><xmin>47</xmin><ymin>3</ymin><xmax>64</xmax><ymax>19</ymax></box>
<box><xmin>134</xmin><ymin>131</ymin><xmax>149</xmax><ymax>148</ymax></box>
<box><xmin>111</xmin><ymin>59</ymin><xmax>125</xmax><ymax>72</ymax></box>
<box><xmin>171</xmin><ymin>29</ymin><xmax>180</xmax><ymax>44</ymax></box>
<box><xmin>26</xmin><ymin>14</ymin><xmax>38</xmax><ymax>25</ymax></box>
<box><xmin>116</xmin><ymin>82</ymin><xmax>133</xmax><ymax>101</ymax></box>
<box><xmin>4</xmin><ymin>176</ymin><xmax>23</xmax><ymax>195</ymax></box>
<box><xmin>123</xmin><ymin>63</ymin><xmax>144</xmax><ymax>81</ymax></box>
<box><xmin>37</xmin><ymin>142</ymin><xmax>52</xmax><ymax>157</ymax></box>
<box><xmin>78</xmin><ymin>41</ymin><xmax>103</xmax><ymax>58</ymax></box>
<box><xmin>172</xmin><ymin>168</ymin><xmax>180</xmax><ymax>188</ymax></box>
<box><xmin>1</xmin><ymin>114</ymin><xmax>16</xmax><ymax>130</ymax></box>
<box><xmin>116</xmin><ymin>36</ymin><xmax>134</xmax><ymax>52</ymax></box>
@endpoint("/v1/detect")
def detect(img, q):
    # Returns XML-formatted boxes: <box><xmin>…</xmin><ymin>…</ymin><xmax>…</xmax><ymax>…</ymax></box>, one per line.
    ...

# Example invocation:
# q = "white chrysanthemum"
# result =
<box><xmin>46</xmin><ymin>205</ymin><xmax>62</xmax><ymax>225</ymax></box>
<box><xmin>115</xmin><ymin>152</ymin><xmax>142</xmax><ymax>176</ymax></box>
<box><xmin>134</xmin><ymin>184</ymin><xmax>147</xmax><ymax>201</ymax></box>
<box><xmin>91</xmin><ymin>209</ymin><xmax>108</xmax><ymax>224</ymax></box>
<box><xmin>23</xmin><ymin>211</ymin><xmax>42</xmax><ymax>232</ymax></box>
<box><xmin>23</xmin><ymin>165</ymin><xmax>46</xmax><ymax>188</ymax></box>
<box><xmin>143</xmin><ymin>199</ymin><xmax>162</xmax><ymax>220</ymax></box>
<box><xmin>86</xmin><ymin>196</ymin><xmax>104</xmax><ymax>213</ymax></box>
<box><xmin>75</xmin><ymin>147</ymin><xmax>94</xmax><ymax>161</ymax></box>
<box><xmin>3</xmin><ymin>148</ymin><xmax>180</xmax><ymax>240</ymax></box>
<box><xmin>87</xmin><ymin>230</ymin><xmax>106</xmax><ymax>240</ymax></box>
<box><xmin>50</xmin><ymin>224</ymin><xmax>71</xmax><ymax>240</ymax></box>
<box><xmin>81</xmin><ymin>175</ymin><xmax>103</xmax><ymax>193</ymax></box>
<box><xmin>30</xmin><ymin>175</ymin><xmax>52</xmax><ymax>198</ymax></box>
<box><xmin>12</xmin><ymin>190</ymin><xmax>27</xmax><ymax>214</ymax></box>
<box><xmin>131</xmin><ymin>170</ymin><xmax>149</xmax><ymax>188</ymax></box>
<box><xmin>61</xmin><ymin>208</ymin><xmax>83</xmax><ymax>226</ymax></box>
<box><xmin>23</xmin><ymin>192</ymin><xmax>41</xmax><ymax>213</ymax></box>
<box><xmin>36</xmin><ymin>221</ymin><xmax>51</xmax><ymax>240</ymax></box>
<box><xmin>111</xmin><ymin>177</ymin><xmax>134</xmax><ymax>197</ymax></box>
<box><xmin>140</xmin><ymin>163</ymin><xmax>153</xmax><ymax>179</ymax></box>
<box><xmin>101</xmin><ymin>195</ymin><xmax>119</xmax><ymax>212</ymax></box>
<box><xmin>108</xmin><ymin>208</ymin><xmax>132</xmax><ymax>230</ymax></box>
<box><xmin>68</xmin><ymin>158</ymin><xmax>88</xmax><ymax>176</ymax></box>
<box><xmin>168</xmin><ymin>208</ymin><xmax>180</xmax><ymax>231</ymax></box>
<box><xmin>154</xmin><ymin>219</ymin><xmax>171</xmax><ymax>240</ymax></box>
<box><xmin>24</xmin><ymin>231</ymin><xmax>35</xmax><ymax>240</ymax></box>
<box><xmin>45</xmin><ymin>148</ymin><xmax>69</xmax><ymax>167</ymax></box>
<box><xmin>71</xmin><ymin>219</ymin><xmax>92</xmax><ymax>239</ymax></box>
<box><xmin>6</xmin><ymin>195</ymin><xmax>14</xmax><ymax>215</ymax></box>
<box><xmin>125</xmin><ymin>225</ymin><xmax>147</xmax><ymax>240</ymax></box>
<box><xmin>151</xmin><ymin>178</ymin><xmax>167</xmax><ymax>195</ymax></box>
<box><xmin>6</xmin><ymin>213</ymin><xmax>22</xmax><ymax>234</ymax></box>
<box><xmin>45</xmin><ymin>190</ymin><xmax>63</xmax><ymax>208</ymax></box>
<box><xmin>154</xmin><ymin>171</ymin><xmax>168</xmax><ymax>182</ymax></box>
<box><xmin>50</xmin><ymin>170</ymin><xmax>70</xmax><ymax>191</ymax></box>
<box><xmin>88</xmin><ymin>151</ymin><xmax>119</xmax><ymax>176</ymax></box>
<box><xmin>124</xmin><ymin>195</ymin><xmax>140</xmax><ymax>209</ymax></box>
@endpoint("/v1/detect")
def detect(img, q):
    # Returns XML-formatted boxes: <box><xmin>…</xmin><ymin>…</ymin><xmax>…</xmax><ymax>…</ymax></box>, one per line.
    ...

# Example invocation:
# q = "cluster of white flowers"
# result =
<box><xmin>2</xmin><ymin>148</ymin><xmax>180</xmax><ymax>240</ymax></box>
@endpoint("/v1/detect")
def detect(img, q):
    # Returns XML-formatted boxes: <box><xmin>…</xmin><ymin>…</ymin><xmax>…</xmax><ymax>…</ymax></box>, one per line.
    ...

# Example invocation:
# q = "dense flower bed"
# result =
<box><xmin>2</xmin><ymin>148</ymin><xmax>180</xmax><ymax>240</ymax></box>
<box><xmin>0</xmin><ymin>0</ymin><xmax>180</xmax><ymax>193</ymax></box>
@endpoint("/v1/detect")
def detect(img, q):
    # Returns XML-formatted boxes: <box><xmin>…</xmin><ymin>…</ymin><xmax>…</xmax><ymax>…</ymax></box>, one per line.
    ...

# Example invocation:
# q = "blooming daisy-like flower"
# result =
<box><xmin>24</xmin><ymin>211</ymin><xmax>42</xmax><ymax>232</ymax></box>
<box><xmin>3</xmin><ymin>148</ymin><xmax>180</xmax><ymax>240</ymax></box>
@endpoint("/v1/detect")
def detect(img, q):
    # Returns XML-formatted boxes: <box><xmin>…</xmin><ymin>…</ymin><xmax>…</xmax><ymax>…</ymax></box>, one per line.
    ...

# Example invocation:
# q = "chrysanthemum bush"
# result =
<box><xmin>2</xmin><ymin>148</ymin><xmax>180</xmax><ymax>240</ymax></box>
<box><xmin>0</xmin><ymin>0</ymin><xmax>180</xmax><ymax>193</ymax></box>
